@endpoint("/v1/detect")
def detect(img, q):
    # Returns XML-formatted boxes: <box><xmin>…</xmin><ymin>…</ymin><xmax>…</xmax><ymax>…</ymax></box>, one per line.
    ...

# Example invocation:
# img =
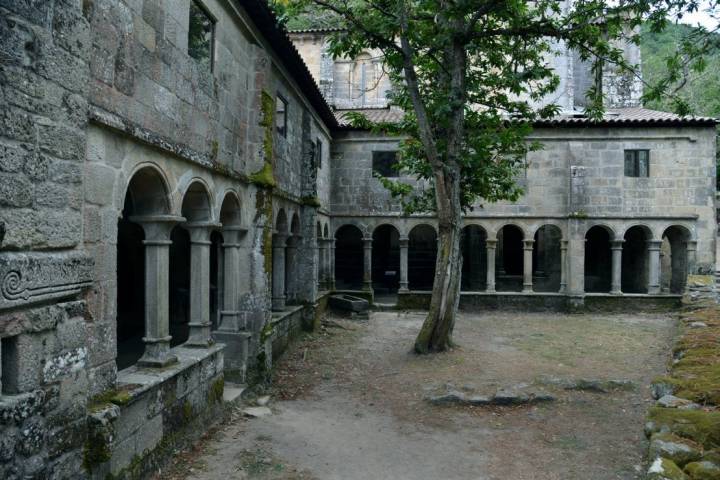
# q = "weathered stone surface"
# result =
<box><xmin>649</xmin><ymin>433</ymin><xmax>703</xmax><ymax>467</ymax></box>
<box><xmin>657</xmin><ymin>395</ymin><xmax>701</xmax><ymax>410</ymax></box>
<box><xmin>684</xmin><ymin>461</ymin><xmax>720</xmax><ymax>480</ymax></box>
<box><xmin>426</xmin><ymin>384</ymin><xmax>556</xmax><ymax>407</ymax></box>
<box><xmin>647</xmin><ymin>457</ymin><xmax>689</xmax><ymax>480</ymax></box>
<box><xmin>243</xmin><ymin>406</ymin><xmax>272</xmax><ymax>418</ymax></box>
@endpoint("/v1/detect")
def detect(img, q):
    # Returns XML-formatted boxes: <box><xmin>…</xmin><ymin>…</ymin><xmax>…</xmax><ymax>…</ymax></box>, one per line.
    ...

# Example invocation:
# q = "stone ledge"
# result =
<box><xmin>115</xmin><ymin>343</ymin><xmax>225</xmax><ymax>404</ymax></box>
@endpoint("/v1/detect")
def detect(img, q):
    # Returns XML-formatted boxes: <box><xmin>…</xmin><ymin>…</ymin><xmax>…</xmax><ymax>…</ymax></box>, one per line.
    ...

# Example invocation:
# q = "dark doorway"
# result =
<box><xmin>622</xmin><ymin>226</ymin><xmax>650</xmax><ymax>293</ymax></box>
<box><xmin>585</xmin><ymin>226</ymin><xmax>612</xmax><ymax>293</ymax></box>
<box><xmin>533</xmin><ymin>225</ymin><xmax>562</xmax><ymax>292</ymax></box>
<box><xmin>661</xmin><ymin>226</ymin><xmax>690</xmax><ymax>294</ymax></box>
<box><xmin>335</xmin><ymin>225</ymin><xmax>364</xmax><ymax>289</ymax></box>
<box><xmin>496</xmin><ymin>225</ymin><xmax>523</xmax><ymax>291</ymax></box>
<box><xmin>210</xmin><ymin>231</ymin><xmax>223</xmax><ymax>330</ymax></box>
<box><xmin>461</xmin><ymin>225</ymin><xmax>487</xmax><ymax>291</ymax></box>
<box><xmin>116</xmin><ymin>213</ymin><xmax>145</xmax><ymax>371</ymax></box>
<box><xmin>372</xmin><ymin>225</ymin><xmax>400</xmax><ymax>293</ymax></box>
<box><xmin>408</xmin><ymin>225</ymin><xmax>437</xmax><ymax>290</ymax></box>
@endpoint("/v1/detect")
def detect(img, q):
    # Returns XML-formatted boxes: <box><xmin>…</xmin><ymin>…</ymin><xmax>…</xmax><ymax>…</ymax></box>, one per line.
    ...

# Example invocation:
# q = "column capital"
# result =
<box><xmin>610</xmin><ymin>239</ymin><xmax>625</xmax><ymax>250</ymax></box>
<box><xmin>185</xmin><ymin>221</ymin><xmax>222</xmax><ymax>243</ymax></box>
<box><xmin>399</xmin><ymin>236</ymin><xmax>409</xmax><ymax>246</ymax></box>
<box><xmin>486</xmin><ymin>239</ymin><xmax>498</xmax><ymax>248</ymax></box>
<box><xmin>362</xmin><ymin>237</ymin><xmax>373</xmax><ymax>245</ymax></box>
<box><xmin>684</xmin><ymin>240</ymin><xmax>698</xmax><ymax>251</ymax></box>
<box><xmin>222</xmin><ymin>226</ymin><xmax>247</xmax><ymax>244</ymax></box>
<box><xmin>522</xmin><ymin>239</ymin><xmax>535</xmax><ymax>249</ymax></box>
<box><xmin>273</xmin><ymin>233</ymin><xmax>289</xmax><ymax>244</ymax></box>
<box><xmin>560</xmin><ymin>239</ymin><xmax>569</xmax><ymax>249</ymax></box>
<box><xmin>646</xmin><ymin>239</ymin><xmax>663</xmax><ymax>250</ymax></box>
<box><xmin>129</xmin><ymin>215</ymin><xmax>185</xmax><ymax>241</ymax></box>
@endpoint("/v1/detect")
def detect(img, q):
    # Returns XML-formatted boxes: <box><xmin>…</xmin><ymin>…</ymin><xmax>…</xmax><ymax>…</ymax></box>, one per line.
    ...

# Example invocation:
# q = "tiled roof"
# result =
<box><xmin>287</xmin><ymin>27</ymin><xmax>344</xmax><ymax>34</ymax></box>
<box><xmin>536</xmin><ymin>107</ymin><xmax>718</xmax><ymax>127</ymax></box>
<box><xmin>238</xmin><ymin>0</ymin><xmax>338</xmax><ymax>129</ymax></box>
<box><xmin>335</xmin><ymin>108</ymin><xmax>405</xmax><ymax>126</ymax></box>
<box><xmin>335</xmin><ymin>107</ymin><xmax>718</xmax><ymax>129</ymax></box>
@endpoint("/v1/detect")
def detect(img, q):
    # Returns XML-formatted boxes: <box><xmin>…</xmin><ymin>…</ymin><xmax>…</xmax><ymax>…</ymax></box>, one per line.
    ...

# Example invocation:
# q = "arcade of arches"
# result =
<box><xmin>328</xmin><ymin>221</ymin><xmax>696</xmax><ymax>298</ymax></box>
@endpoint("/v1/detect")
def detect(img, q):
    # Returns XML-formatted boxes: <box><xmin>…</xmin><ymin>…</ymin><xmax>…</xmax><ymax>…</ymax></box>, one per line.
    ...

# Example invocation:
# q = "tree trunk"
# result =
<box><xmin>414</xmin><ymin>166</ymin><xmax>463</xmax><ymax>353</ymax></box>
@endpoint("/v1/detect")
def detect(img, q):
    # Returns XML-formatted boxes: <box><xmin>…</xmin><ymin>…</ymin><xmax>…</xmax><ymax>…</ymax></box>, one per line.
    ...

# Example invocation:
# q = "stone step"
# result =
<box><xmin>222</xmin><ymin>383</ymin><xmax>245</xmax><ymax>403</ymax></box>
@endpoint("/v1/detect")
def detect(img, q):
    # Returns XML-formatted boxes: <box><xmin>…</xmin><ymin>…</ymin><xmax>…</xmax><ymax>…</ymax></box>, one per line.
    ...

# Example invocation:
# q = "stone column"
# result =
<box><xmin>522</xmin><ymin>239</ymin><xmax>534</xmax><ymax>293</ymax></box>
<box><xmin>329</xmin><ymin>238</ymin><xmax>336</xmax><ymax>290</ymax></box>
<box><xmin>399</xmin><ymin>236</ymin><xmax>409</xmax><ymax>292</ymax></box>
<box><xmin>315</xmin><ymin>236</ymin><xmax>323</xmax><ymax>291</ymax></box>
<box><xmin>130</xmin><ymin>215</ymin><xmax>184</xmax><ymax>367</ymax></box>
<box><xmin>486</xmin><ymin>239</ymin><xmax>497</xmax><ymax>293</ymax></box>
<box><xmin>218</xmin><ymin>227</ymin><xmax>246</xmax><ymax>332</ymax></box>
<box><xmin>272</xmin><ymin>234</ymin><xmax>288</xmax><ymax>311</ymax></box>
<box><xmin>285</xmin><ymin>236</ymin><xmax>300</xmax><ymax>303</ymax></box>
<box><xmin>647</xmin><ymin>239</ymin><xmax>662</xmax><ymax>294</ymax></box>
<box><xmin>610</xmin><ymin>240</ymin><xmax>624</xmax><ymax>295</ymax></box>
<box><xmin>685</xmin><ymin>240</ymin><xmax>698</xmax><ymax>275</ymax></box>
<box><xmin>185</xmin><ymin>222</ymin><xmax>220</xmax><ymax>347</ymax></box>
<box><xmin>363</xmin><ymin>236</ymin><xmax>373</xmax><ymax>291</ymax></box>
<box><xmin>559</xmin><ymin>240</ymin><xmax>568</xmax><ymax>293</ymax></box>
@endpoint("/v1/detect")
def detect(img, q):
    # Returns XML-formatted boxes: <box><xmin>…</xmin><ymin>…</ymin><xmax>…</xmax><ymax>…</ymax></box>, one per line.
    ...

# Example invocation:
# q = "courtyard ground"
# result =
<box><xmin>159</xmin><ymin>309</ymin><xmax>677</xmax><ymax>480</ymax></box>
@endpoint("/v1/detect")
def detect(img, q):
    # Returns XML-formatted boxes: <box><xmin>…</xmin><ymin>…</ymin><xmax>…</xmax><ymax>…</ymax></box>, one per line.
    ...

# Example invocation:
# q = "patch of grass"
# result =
<box><xmin>647</xmin><ymin>407</ymin><xmax>720</xmax><ymax>449</ymax></box>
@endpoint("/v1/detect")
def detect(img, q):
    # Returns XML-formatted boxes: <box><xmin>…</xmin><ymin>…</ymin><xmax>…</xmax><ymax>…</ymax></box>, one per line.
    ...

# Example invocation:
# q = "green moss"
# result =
<box><xmin>88</xmin><ymin>386</ymin><xmax>137</xmax><ymax>411</ymax></box>
<box><xmin>301</xmin><ymin>195</ymin><xmax>322</xmax><ymax>208</ymax></box>
<box><xmin>210</xmin><ymin>139</ymin><xmax>219</xmax><ymax>160</ymax></box>
<box><xmin>647</xmin><ymin>458</ymin><xmax>689</xmax><ymax>480</ymax></box>
<box><xmin>182</xmin><ymin>401</ymin><xmax>193</xmax><ymax>424</ymax></box>
<box><xmin>249</xmin><ymin>162</ymin><xmax>277</xmax><ymax>188</ymax></box>
<box><xmin>648</xmin><ymin>407</ymin><xmax>720</xmax><ymax>449</ymax></box>
<box><xmin>208</xmin><ymin>377</ymin><xmax>225</xmax><ymax>404</ymax></box>
<box><xmin>685</xmin><ymin>461</ymin><xmax>720</xmax><ymax>480</ymax></box>
<box><xmin>83</xmin><ymin>429</ymin><xmax>112</xmax><ymax>473</ymax></box>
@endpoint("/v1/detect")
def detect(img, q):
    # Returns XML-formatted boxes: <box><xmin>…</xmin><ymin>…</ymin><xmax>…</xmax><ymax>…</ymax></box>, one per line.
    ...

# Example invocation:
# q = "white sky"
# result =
<box><xmin>674</xmin><ymin>2</ymin><xmax>717</xmax><ymax>29</ymax></box>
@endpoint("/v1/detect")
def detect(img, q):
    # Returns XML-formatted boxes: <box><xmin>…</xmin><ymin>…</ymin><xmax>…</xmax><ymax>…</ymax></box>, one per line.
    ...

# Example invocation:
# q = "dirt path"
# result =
<box><xmin>161</xmin><ymin>310</ymin><xmax>676</xmax><ymax>480</ymax></box>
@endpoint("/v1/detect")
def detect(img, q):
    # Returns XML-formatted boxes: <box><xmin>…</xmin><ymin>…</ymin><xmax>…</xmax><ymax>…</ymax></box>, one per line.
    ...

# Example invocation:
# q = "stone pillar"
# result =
<box><xmin>399</xmin><ymin>236</ymin><xmax>409</xmax><ymax>292</ymax></box>
<box><xmin>329</xmin><ymin>238</ymin><xmax>336</xmax><ymax>290</ymax></box>
<box><xmin>185</xmin><ymin>222</ymin><xmax>220</xmax><ymax>347</ymax></box>
<box><xmin>218</xmin><ymin>227</ymin><xmax>246</xmax><ymax>332</ymax></box>
<box><xmin>285</xmin><ymin>236</ymin><xmax>300</xmax><ymax>303</ymax></box>
<box><xmin>486</xmin><ymin>239</ymin><xmax>497</xmax><ymax>293</ymax></box>
<box><xmin>272</xmin><ymin>234</ymin><xmax>287</xmax><ymax>311</ymax></box>
<box><xmin>363</xmin><ymin>236</ymin><xmax>373</xmax><ymax>291</ymax></box>
<box><xmin>315</xmin><ymin>237</ymin><xmax>323</xmax><ymax>291</ymax></box>
<box><xmin>610</xmin><ymin>240</ymin><xmax>624</xmax><ymax>295</ymax></box>
<box><xmin>647</xmin><ymin>239</ymin><xmax>662</xmax><ymax>294</ymax></box>
<box><xmin>131</xmin><ymin>215</ymin><xmax>184</xmax><ymax>367</ymax></box>
<box><xmin>522</xmin><ymin>239</ymin><xmax>534</xmax><ymax>293</ymax></box>
<box><xmin>559</xmin><ymin>240</ymin><xmax>568</xmax><ymax>293</ymax></box>
<box><xmin>686</xmin><ymin>240</ymin><xmax>698</xmax><ymax>275</ymax></box>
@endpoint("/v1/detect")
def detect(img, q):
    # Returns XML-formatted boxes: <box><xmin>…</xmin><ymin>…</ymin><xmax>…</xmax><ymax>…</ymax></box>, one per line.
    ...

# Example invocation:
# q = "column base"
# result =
<box><xmin>272</xmin><ymin>296</ymin><xmax>286</xmax><ymax>311</ymax></box>
<box><xmin>486</xmin><ymin>286</ymin><xmax>496</xmax><ymax>293</ymax></box>
<box><xmin>648</xmin><ymin>286</ymin><xmax>661</xmax><ymax>295</ymax></box>
<box><xmin>559</xmin><ymin>284</ymin><xmax>567</xmax><ymax>294</ymax></box>
<box><xmin>186</xmin><ymin>322</ymin><xmax>214</xmax><ymax>348</ymax></box>
<box><xmin>218</xmin><ymin>310</ymin><xmax>244</xmax><ymax>332</ymax></box>
<box><xmin>399</xmin><ymin>285</ymin><xmax>409</xmax><ymax>293</ymax></box>
<box><xmin>363</xmin><ymin>282</ymin><xmax>373</xmax><ymax>292</ymax></box>
<box><xmin>138</xmin><ymin>336</ymin><xmax>177</xmax><ymax>367</ymax></box>
<box><xmin>610</xmin><ymin>289</ymin><xmax>622</xmax><ymax>295</ymax></box>
<box><xmin>522</xmin><ymin>285</ymin><xmax>533</xmax><ymax>293</ymax></box>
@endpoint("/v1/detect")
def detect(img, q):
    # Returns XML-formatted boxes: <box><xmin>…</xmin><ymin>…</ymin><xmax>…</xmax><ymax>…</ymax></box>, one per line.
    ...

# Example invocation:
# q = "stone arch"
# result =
<box><xmin>323</xmin><ymin>223</ymin><xmax>329</xmax><ymax>238</ymax></box>
<box><xmin>408</xmin><ymin>224</ymin><xmax>437</xmax><ymax>290</ymax></box>
<box><xmin>122</xmin><ymin>164</ymin><xmax>172</xmax><ymax>216</ymax></box>
<box><xmin>181</xmin><ymin>180</ymin><xmax>213</xmax><ymax>222</ymax></box>
<box><xmin>372</xmin><ymin>224</ymin><xmax>400</xmax><ymax>294</ymax></box>
<box><xmin>316</xmin><ymin>221</ymin><xmax>323</xmax><ymax>239</ymax></box>
<box><xmin>661</xmin><ymin>225</ymin><xmax>692</xmax><ymax>294</ymax></box>
<box><xmin>496</xmin><ymin>224</ymin><xmax>524</xmax><ymax>291</ymax></box>
<box><xmin>585</xmin><ymin>223</ymin><xmax>617</xmax><ymax>241</ymax></box>
<box><xmin>461</xmin><ymin>224</ymin><xmax>487</xmax><ymax>291</ymax></box>
<box><xmin>622</xmin><ymin>225</ymin><xmax>653</xmax><ymax>293</ymax></box>
<box><xmin>116</xmin><ymin>166</ymin><xmax>174</xmax><ymax>370</ymax></box>
<box><xmin>585</xmin><ymin>225</ymin><xmax>613</xmax><ymax>293</ymax></box>
<box><xmin>275</xmin><ymin>208</ymin><xmax>288</xmax><ymax>235</ymax></box>
<box><xmin>335</xmin><ymin>224</ymin><xmax>364</xmax><ymax>289</ymax></box>
<box><xmin>219</xmin><ymin>191</ymin><xmax>242</xmax><ymax>227</ymax></box>
<box><xmin>290</xmin><ymin>213</ymin><xmax>301</xmax><ymax>236</ymax></box>
<box><xmin>533</xmin><ymin>224</ymin><xmax>563</xmax><ymax>292</ymax></box>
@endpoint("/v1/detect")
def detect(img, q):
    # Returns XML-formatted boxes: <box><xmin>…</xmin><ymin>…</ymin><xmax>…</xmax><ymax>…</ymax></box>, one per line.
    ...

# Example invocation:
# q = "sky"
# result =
<box><xmin>674</xmin><ymin>1</ymin><xmax>717</xmax><ymax>29</ymax></box>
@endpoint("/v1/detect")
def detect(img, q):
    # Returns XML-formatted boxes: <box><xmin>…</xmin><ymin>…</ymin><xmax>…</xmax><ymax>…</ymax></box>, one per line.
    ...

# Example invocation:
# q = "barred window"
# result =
<box><xmin>188</xmin><ymin>1</ymin><xmax>215</xmax><ymax>71</ymax></box>
<box><xmin>624</xmin><ymin>150</ymin><xmax>649</xmax><ymax>177</ymax></box>
<box><xmin>372</xmin><ymin>151</ymin><xmax>398</xmax><ymax>177</ymax></box>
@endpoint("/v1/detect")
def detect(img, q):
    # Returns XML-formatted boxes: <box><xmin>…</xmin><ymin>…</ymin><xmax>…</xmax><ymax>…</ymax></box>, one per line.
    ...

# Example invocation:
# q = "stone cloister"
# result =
<box><xmin>328</xmin><ymin>218</ymin><xmax>697</xmax><ymax>301</ymax></box>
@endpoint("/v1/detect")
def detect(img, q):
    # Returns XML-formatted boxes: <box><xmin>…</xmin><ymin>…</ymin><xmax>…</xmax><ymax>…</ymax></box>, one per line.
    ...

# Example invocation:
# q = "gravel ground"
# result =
<box><xmin>159</xmin><ymin>309</ymin><xmax>677</xmax><ymax>480</ymax></box>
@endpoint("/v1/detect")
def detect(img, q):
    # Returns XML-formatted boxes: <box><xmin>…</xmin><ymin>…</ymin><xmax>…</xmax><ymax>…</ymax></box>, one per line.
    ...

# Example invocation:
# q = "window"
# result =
<box><xmin>1</xmin><ymin>336</ymin><xmax>19</xmax><ymax>395</ymax></box>
<box><xmin>276</xmin><ymin>95</ymin><xmax>288</xmax><ymax>136</ymax></box>
<box><xmin>372</xmin><ymin>151</ymin><xmax>398</xmax><ymax>177</ymax></box>
<box><xmin>315</xmin><ymin>138</ymin><xmax>323</xmax><ymax>169</ymax></box>
<box><xmin>624</xmin><ymin>150</ymin><xmax>649</xmax><ymax>177</ymax></box>
<box><xmin>188</xmin><ymin>1</ymin><xmax>215</xmax><ymax>70</ymax></box>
